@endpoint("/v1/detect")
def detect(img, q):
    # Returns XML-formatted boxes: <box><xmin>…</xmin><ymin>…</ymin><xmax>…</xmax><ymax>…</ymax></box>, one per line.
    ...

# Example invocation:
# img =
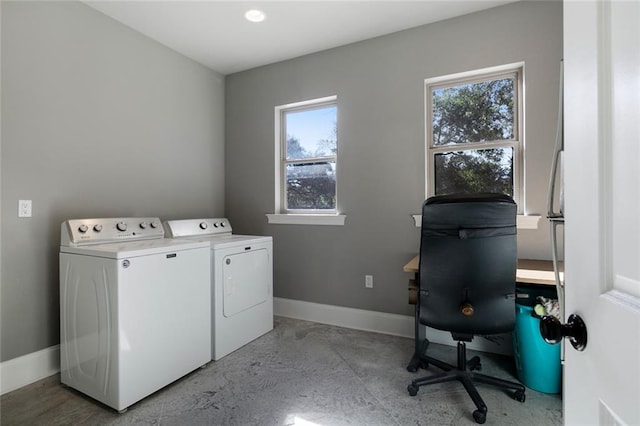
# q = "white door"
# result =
<box><xmin>563</xmin><ymin>1</ymin><xmax>640</xmax><ymax>425</ymax></box>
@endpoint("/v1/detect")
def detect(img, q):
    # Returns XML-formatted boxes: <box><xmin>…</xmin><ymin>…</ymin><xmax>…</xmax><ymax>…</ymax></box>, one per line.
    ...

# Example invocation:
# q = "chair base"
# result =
<box><xmin>407</xmin><ymin>341</ymin><xmax>526</xmax><ymax>424</ymax></box>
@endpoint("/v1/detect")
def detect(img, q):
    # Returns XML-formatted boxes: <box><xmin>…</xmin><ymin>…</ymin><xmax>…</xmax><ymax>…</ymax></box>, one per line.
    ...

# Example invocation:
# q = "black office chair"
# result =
<box><xmin>407</xmin><ymin>193</ymin><xmax>526</xmax><ymax>424</ymax></box>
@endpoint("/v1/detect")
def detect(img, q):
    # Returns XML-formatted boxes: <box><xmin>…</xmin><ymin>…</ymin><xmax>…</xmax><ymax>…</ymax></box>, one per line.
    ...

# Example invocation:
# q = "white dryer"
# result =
<box><xmin>164</xmin><ymin>218</ymin><xmax>273</xmax><ymax>360</ymax></box>
<box><xmin>59</xmin><ymin>218</ymin><xmax>211</xmax><ymax>412</ymax></box>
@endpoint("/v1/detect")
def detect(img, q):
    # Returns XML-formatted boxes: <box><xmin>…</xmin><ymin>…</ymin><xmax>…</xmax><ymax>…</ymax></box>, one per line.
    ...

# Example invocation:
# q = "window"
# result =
<box><xmin>426</xmin><ymin>64</ymin><xmax>523</xmax><ymax>209</ymax></box>
<box><xmin>270</xmin><ymin>96</ymin><xmax>343</xmax><ymax>225</ymax></box>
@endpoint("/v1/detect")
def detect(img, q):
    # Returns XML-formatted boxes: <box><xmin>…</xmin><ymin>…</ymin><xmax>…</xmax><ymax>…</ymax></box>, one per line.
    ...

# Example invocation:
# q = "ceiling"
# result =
<box><xmin>84</xmin><ymin>1</ymin><xmax>519</xmax><ymax>75</ymax></box>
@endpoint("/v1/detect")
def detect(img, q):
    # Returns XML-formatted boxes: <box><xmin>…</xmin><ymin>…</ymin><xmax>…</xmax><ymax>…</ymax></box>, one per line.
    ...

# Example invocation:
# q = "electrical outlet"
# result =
<box><xmin>18</xmin><ymin>200</ymin><xmax>32</xmax><ymax>218</ymax></box>
<box><xmin>365</xmin><ymin>275</ymin><xmax>373</xmax><ymax>288</ymax></box>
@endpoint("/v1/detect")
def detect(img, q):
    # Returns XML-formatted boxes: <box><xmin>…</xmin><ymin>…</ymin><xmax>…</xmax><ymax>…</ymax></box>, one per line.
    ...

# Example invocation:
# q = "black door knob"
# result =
<box><xmin>539</xmin><ymin>313</ymin><xmax>588</xmax><ymax>351</ymax></box>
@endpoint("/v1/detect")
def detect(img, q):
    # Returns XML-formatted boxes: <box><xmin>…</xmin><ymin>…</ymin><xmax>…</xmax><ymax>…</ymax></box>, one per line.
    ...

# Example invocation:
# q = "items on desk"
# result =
<box><xmin>533</xmin><ymin>296</ymin><xmax>561</xmax><ymax>320</ymax></box>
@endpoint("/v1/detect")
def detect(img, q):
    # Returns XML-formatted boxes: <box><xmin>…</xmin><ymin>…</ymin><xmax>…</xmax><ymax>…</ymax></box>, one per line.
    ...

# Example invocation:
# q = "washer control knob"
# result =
<box><xmin>78</xmin><ymin>224</ymin><xmax>89</xmax><ymax>233</ymax></box>
<box><xmin>213</xmin><ymin>222</ymin><xmax>219</xmax><ymax>228</ymax></box>
<box><xmin>220</xmin><ymin>221</ymin><xmax>226</xmax><ymax>227</ymax></box>
<box><xmin>199</xmin><ymin>222</ymin><xmax>208</xmax><ymax>230</ymax></box>
<box><xmin>150</xmin><ymin>221</ymin><xmax>159</xmax><ymax>229</ymax></box>
<box><xmin>116</xmin><ymin>222</ymin><xmax>127</xmax><ymax>232</ymax></box>
<box><xmin>139</xmin><ymin>222</ymin><xmax>148</xmax><ymax>229</ymax></box>
<box><xmin>93</xmin><ymin>224</ymin><xmax>103</xmax><ymax>232</ymax></box>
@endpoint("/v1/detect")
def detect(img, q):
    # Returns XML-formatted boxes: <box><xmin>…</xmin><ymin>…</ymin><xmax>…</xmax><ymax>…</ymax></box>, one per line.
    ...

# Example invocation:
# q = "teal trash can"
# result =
<box><xmin>513</xmin><ymin>303</ymin><xmax>562</xmax><ymax>394</ymax></box>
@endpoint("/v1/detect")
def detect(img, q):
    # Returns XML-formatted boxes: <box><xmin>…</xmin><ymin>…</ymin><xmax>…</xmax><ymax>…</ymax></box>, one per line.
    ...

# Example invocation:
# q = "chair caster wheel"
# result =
<box><xmin>469</xmin><ymin>356</ymin><xmax>482</xmax><ymax>371</ymax></box>
<box><xmin>473</xmin><ymin>409</ymin><xmax>487</xmax><ymax>424</ymax></box>
<box><xmin>514</xmin><ymin>389</ymin><xmax>526</xmax><ymax>403</ymax></box>
<box><xmin>406</xmin><ymin>357</ymin><xmax>425</xmax><ymax>373</ymax></box>
<box><xmin>407</xmin><ymin>384</ymin><xmax>419</xmax><ymax>396</ymax></box>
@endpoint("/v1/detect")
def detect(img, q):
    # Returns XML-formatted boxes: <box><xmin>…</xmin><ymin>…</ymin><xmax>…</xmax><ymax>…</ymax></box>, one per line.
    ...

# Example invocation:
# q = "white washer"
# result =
<box><xmin>164</xmin><ymin>218</ymin><xmax>273</xmax><ymax>361</ymax></box>
<box><xmin>59</xmin><ymin>217</ymin><xmax>211</xmax><ymax>412</ymax></box>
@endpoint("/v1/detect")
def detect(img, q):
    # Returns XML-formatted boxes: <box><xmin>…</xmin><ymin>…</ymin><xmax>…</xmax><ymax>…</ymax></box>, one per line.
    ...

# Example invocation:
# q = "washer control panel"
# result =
<box><xmin>164</xmin><ymin>218</ymin><xmax>232</xmax><ymax>238</ymax></box>
<box><xmin>61</xmin><ymin>217</ymin><xmax>164</xmax><ymax>246</ymax></box>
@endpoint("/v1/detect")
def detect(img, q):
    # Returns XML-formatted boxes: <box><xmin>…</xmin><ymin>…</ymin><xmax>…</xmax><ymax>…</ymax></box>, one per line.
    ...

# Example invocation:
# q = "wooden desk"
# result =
<box><xmin>403</xmin><ymin>256</ymin><xmax>563</xmax><ymax>286</ymax></box>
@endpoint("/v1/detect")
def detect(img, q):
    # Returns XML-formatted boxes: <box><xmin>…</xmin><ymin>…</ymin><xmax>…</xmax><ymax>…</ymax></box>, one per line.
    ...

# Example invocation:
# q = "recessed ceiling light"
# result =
<box><xmin>244</xmin><ymin>9</ymin><xmax>266</xmax><ymax>23</ymax></box>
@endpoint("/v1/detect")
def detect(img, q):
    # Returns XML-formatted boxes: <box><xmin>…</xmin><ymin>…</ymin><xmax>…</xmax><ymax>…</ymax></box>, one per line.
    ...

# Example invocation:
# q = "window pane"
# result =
<box><xmin>432</xmin><ymin>78</ymin><xmax>514</xmax><ymax>146</ymax></box>
<box><xmin>285</xmin><ymin>106</ymin><xmax>337</xmax><ymax>160</ymax></box>
<box><xmin>434</xmin><ymin>147</ymin><xmax>513</xmax><ymax>196</ymax></box>
<box><xmin>286</xmin><ymin>162</ymin><xmax>336</xmax><ymax>210</ymax></box>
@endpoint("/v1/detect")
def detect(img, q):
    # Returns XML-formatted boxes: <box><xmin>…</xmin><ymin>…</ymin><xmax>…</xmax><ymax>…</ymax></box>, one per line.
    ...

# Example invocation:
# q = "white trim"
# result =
<box><xmin>424</xmin><ymin>62</ymin><xmax>526</xmax><ymax>213</ymax></box>
<box><xmin>1</xmin><ymin>345</ymin><xmax>60</xmax><ymax>395</ymax></box>
<box><xmin>274</xmin><ymin>297</ymin><xmax>513</xmax><ymax>356</ymax></box>
<box><xmin>276</xmin><ymin>95</ymin><xmax>338</xmax><ymax>111</ymax></box>
<box><xmin>266</xmin><ymin>214</ymin><xmax>346</xmax><ymax>226</ymax></box>
<box><xmin>274</xmin><ymin>95</ymin><xmax>338</xmax><ymax>215</ymax></box>
<box><xmin>425</xmin><ymin>62</ymin><xmax>526</xmax><ymax>86</ymax></box>
<box><xmin>0</xmin><ymin>297</ymin><xmax>515</xmax><ymax>395</ymax></box>
<box><xmin>275</xmin><ymin>297</ymin><xmax>413</xmax><ymax>338</ymax></box>
<box><xmin>274</xmin><ymin>105</ymin><xmax>282</xmax><ymax>212</ymax></box>
<box><xmin>412</xmin><ymin>214</ymin><xmax>540</xmax><ymax>230</ymax></box>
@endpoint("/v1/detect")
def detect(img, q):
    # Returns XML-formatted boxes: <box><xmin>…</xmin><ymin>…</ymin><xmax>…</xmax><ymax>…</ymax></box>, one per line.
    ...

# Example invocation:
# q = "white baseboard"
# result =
<box><xmin>1</xmin><ymin>299</ymin><xmax>512</xmax><ymax>395</ymax></box>
<box><xmin>1</xmin><ymin>345</ymin><xmax>60</xmax><ymax>395</ymax></box>
<box><xmin>274</xmin><ymin>297</ymin><xmax>513</xmax><ymax>356</ymax></box>
<box><xmin>274</xmin><ymin>297</ymin><xmax>415</xmax><ymax>338</ymax></box>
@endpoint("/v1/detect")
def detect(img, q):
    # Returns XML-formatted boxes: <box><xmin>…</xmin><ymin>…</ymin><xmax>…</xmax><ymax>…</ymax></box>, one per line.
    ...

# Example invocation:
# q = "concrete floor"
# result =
<box><xmin>1</xmin><ymin>317</ymin><xmax>562</xmax><ymax>425</ymax></box>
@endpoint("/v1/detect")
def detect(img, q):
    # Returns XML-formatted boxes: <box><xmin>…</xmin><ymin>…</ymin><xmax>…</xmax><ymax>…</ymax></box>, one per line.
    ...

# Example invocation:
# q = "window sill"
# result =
<box><xmin>411</xmin><ymin>214</ymin><xmax>541</xmax><ymax>230</ymax></box>
<box><xmin>266</xmin><ymin>214</ymin><xmax>346</xmax><ymax>226</ymax></box>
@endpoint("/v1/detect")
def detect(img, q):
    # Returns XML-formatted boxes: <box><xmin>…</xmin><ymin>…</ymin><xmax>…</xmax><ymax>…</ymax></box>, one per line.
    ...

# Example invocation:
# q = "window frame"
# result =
<box><xmin>425</xmin><ymin>63</ymin><xmax>524</xmax><ymax>212</ymax></box>
<box><xmin>274</xmin><ymin>95</ymin><xmax>339</xmax><ymax>216</ymax></box>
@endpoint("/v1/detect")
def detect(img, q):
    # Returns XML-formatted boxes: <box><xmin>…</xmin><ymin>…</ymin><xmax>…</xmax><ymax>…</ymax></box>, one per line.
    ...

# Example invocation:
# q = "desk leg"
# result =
<box><xmin>407</xmin><ymin>274</ymin><xmax>428</xmax><ymax>372</ymax></box>
<box><xmin>407</xmin><ymin>300</ymin><xmax>428</xmax><ymax>372</ymax></box>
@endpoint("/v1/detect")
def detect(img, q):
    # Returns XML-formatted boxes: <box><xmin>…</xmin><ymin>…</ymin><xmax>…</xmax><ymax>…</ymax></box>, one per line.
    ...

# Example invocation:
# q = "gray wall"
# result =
<box><xmin>225</xmin><ymin>1</ymin><xmax>563</xmax><ymax>316</ymax></box>
<box><xmin>1</xmin><ymin>1</ymin><xmax>225</xmax><ymax>361</ymax></box>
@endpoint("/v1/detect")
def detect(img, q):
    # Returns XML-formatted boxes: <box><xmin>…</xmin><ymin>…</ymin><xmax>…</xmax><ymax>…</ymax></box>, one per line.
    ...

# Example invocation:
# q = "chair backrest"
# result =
<box><xmin>418</xmin><ymin>193</ymin><xmax>517</xmax><ymax>338</ymax></box>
